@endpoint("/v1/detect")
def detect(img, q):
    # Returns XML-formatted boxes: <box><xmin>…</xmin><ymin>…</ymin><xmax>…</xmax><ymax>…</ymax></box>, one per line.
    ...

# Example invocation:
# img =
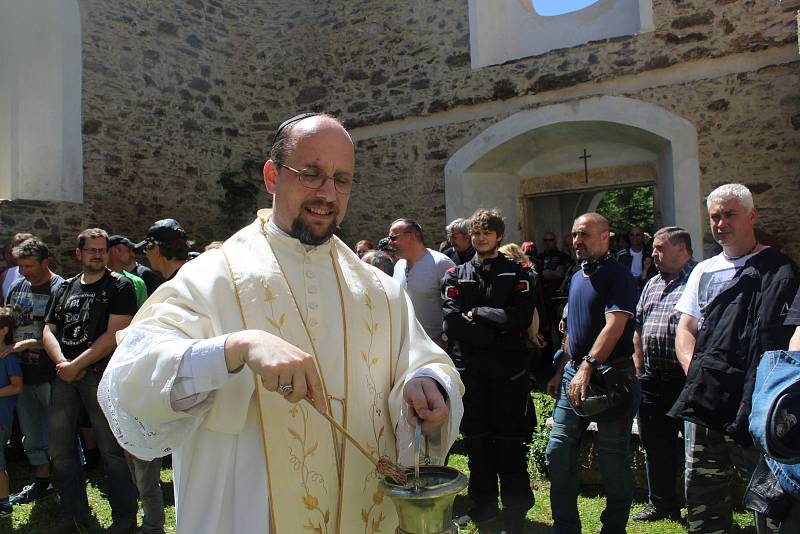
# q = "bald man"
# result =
<box><xmin>545</xmin><ymin>212</ymin><xmax>640</xmax><ymax>534</ymax></box>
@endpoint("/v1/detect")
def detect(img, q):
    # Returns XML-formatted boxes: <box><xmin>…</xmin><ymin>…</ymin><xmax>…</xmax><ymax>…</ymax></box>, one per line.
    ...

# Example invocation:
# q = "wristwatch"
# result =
<box><xmin>582</xmin><ymin>354</ymin><xmax>598</xmax><ymax>366</ymax></box>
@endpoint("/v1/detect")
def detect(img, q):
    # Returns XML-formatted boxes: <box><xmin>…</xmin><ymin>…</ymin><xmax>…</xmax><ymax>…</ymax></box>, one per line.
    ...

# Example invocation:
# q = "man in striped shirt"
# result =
<box><xmin>632</xmin><ymin>226</ymin><xmax>696</xmax><ymax>522</ymax></box>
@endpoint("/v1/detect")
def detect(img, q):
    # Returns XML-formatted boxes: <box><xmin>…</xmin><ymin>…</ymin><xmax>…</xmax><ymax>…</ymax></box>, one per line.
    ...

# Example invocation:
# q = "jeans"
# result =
<box><xmin>638</xmin><ymin>370</ymin><xmax>684</xmax><ymax>512</ymax></box>
<box><xmin>126</xmin><ymin>454</ymin><xmax>165</xmax><ymax>533</ymax></box>
<box><xmin>545</xmin><ymin>362</ymin><xmax>640</xmax><ymax>534</ymax></box>
<box><xmin>49</xmin><ymin>370</ymin><xmax>137</xmax><ymax>523</ymax></box>
<box><xmin>16</xmin><ymin>381</ymin><xmax>51</xmax><ymax>467</ymax></box>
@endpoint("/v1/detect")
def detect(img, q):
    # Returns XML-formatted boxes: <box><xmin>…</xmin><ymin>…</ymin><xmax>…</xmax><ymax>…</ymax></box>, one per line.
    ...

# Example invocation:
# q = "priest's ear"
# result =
<box><xmin>263</xmin><ymin>160</ymin><xmax>279</xmax><ymax>194</ymax></box>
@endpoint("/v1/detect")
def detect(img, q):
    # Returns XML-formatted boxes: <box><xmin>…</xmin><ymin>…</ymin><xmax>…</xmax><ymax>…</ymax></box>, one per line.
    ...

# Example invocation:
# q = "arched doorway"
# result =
<box><xmin>444</xmin><ymin>96</ymin><xmax>703</xmax><ymax>256</ymax></box>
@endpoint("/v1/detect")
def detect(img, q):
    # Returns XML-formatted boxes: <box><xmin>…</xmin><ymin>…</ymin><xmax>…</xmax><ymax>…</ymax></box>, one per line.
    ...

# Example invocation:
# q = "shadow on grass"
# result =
<box><xmin>452</xmin><ymin>494</ymin><xmax>552</xmax><ymax>533</ymax></box>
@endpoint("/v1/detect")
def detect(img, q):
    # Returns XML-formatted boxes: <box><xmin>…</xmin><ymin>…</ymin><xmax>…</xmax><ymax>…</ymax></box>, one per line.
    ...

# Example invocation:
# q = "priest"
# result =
<box><xmin>99</xmin><ymin>113</ymin><xmax>464</xmax><ymax>534</ymax></box>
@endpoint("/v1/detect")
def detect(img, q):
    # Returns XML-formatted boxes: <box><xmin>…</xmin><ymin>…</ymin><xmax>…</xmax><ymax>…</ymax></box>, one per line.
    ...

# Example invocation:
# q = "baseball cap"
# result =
<box><xmin>134</xmin><ymin>219</ymin><xmax>187</xmax><ymax>251</ymax></box>
<box><xmin>108</xmin><ymin>235</ymin><xmax>135</xmax><ymax>248</ymax></box>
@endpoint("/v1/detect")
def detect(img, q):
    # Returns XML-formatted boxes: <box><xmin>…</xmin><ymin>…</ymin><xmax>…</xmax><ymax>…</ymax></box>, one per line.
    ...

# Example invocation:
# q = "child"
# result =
<box><xmin>0</xmin><ymin>305</ymin><xmax>23</xmax><ymax>516</ymax></box>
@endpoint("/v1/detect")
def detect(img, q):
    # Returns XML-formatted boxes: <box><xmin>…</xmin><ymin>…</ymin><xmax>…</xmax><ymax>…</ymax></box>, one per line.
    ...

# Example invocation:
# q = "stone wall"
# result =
<box><xmin>346</xmin><ymin>61</ymin><xmax>800</xmax><ymax>259</ymax></box>
<box><xmin>2</xmin><ymin>0</ymin><xmax>798</xmax><ymax>271</ymax></box>
<box><xmin>300</xmin><ymin>0</ymin><xmax>797</xmax><ymax>127</ymax></box>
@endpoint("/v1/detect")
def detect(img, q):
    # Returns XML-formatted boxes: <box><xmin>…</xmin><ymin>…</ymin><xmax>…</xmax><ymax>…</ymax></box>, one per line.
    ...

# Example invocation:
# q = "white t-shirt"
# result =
<box><xmin>675</xmin><ymin>248</ymin><xmax>765</xmax><ymax>319</ymax></box>
<box><xmin>393</xmin><ymin>249</ymin><xmax>455</xmax><ymax>339</ymax></box>
<box><xmin>629</xmin><ymin>249</ymin><xmax>643</xmax><ymax>277</ymax></box>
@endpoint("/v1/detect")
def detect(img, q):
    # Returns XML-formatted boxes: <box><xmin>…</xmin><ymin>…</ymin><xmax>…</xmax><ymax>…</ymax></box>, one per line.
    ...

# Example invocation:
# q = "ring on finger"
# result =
<box><xmin>277</xmin><ymin>383</ymin><xmax>294</xmax><ymax>396</ymax></box>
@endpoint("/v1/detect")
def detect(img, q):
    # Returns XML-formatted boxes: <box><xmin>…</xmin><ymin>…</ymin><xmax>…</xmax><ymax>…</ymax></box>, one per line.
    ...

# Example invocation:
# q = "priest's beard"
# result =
<box><xmin>290</xmin><ymin>214</ymin><xmax>339</xmax><ymax>246</ymax></box>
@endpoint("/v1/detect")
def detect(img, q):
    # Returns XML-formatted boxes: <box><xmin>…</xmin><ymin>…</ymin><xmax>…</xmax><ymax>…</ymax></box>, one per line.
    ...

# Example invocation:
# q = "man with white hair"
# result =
<box><xmin>670</xmin><ymin>183</ymin><xmax>798</xmax><ymax>533</ymax></box>
<box><xmin>444</xmin><ymin>218</ymin><xmax>475</xmax><ymax>265</ymax></box>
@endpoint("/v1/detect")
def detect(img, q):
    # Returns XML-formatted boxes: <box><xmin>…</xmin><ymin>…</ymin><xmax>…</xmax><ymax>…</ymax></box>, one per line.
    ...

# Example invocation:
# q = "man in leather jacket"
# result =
<box><xmin>671</xmin><ymin>184</ymin><xmax>798</xmax><ymax>534</ymax></box>
<box><xmin>442</xmin><ymin>208</ymin><xmax>534</xmax><ymax>534</ymax></box>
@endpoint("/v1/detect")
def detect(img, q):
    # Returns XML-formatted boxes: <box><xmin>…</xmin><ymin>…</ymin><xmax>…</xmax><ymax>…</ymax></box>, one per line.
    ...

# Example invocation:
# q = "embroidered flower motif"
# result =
<box><xmin>359</xmin><ymin>289</ymin><xmax>388</xmax><ymax>534</ymax></box>
<box><xmin>289</xmin><ymin>404</ymin><xmax>330</xmax><ymax>534</ymax></box>
<box><xmin>302</xmin><ymin>494</ymin><xmax>319</xmax><ymax>510</ymax></box>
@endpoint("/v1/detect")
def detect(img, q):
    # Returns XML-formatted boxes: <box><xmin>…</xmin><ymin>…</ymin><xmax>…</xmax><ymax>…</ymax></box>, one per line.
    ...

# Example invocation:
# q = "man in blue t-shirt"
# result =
<box><xmin>545</xmin><ymin>212</ymin><xmax>640</xmax><ymax>534</ymax></box>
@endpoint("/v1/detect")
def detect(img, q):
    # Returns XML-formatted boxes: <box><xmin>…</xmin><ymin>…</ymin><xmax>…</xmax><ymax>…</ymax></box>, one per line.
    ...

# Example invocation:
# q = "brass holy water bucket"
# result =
<box><xmin>380</xmin><ymin>465</ymin><xmax>468</xmax><ymax>534</ymax></box>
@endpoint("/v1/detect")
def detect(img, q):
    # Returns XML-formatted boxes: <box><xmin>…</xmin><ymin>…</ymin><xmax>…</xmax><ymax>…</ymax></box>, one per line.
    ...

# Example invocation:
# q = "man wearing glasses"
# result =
<box><xmin>388</xmin><ymin>218</ymin><xmax>455</xmax><ymax>349</ymax></box>
<box><xmin>99</xmin><ymin>113</ymin><xmax>463</xmax><ymax>534</ymax></box>
<box><xmin>42</xmin><ymin>228</ymin><xmax>139</xmax><ymax>534</ymax></box>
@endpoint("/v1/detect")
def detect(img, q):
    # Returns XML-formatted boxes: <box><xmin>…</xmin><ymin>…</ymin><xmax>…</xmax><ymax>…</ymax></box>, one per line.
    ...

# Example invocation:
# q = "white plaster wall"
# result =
<box><xmin>469</xmin><ymin>0</ymin><xmax>652</xmax><ymax>69</ymax></box>
<box><xmin>445</xmin><ymin>96</ymin><xmax>704</xmax><ymax>258</ymax></box>
<box><xmin>459</xmin><ymin>172</ymin><xmax>519</xmax><ymax>234</ymax></box>
<box><xmin>518</xmin><ymin>140</ymin><xmax>657</xmax><ymax>176</ymax></box>
<box><xmin>0</xmin><ymin>0</ymin><xmax>82</xmax><ymax>202</ymax></box>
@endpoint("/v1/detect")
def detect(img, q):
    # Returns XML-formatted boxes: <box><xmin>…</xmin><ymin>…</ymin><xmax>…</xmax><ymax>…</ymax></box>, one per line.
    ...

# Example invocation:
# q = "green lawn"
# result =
<box><xmin>3</xmin><ymin>400</ymin><xmax>761</xmax><ymax>534</ymax></box>
<box><xmin>3</xmin><ymin>461</ymin><xmax>176</xmax><ymax>534</ymax></box>
<box><xmin>447</xmin><ymin>444</ymin><xmax>757</xmax><ymax>534</ymax></box>
<box><xmin>4</xmin><ymin>450</ymin><xmax>758</xmax><ymax>534</ymax></box>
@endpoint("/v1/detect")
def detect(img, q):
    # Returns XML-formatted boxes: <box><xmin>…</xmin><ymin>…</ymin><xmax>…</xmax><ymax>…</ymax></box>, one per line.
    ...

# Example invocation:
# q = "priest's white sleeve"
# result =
<box><xmin>98</xmin><ymin>249</ymin><xmax>244</xmax><ymax>461</ymax></box>
<box><xmin>389</xmin><ymin>288</ymin><xmax>465</xmax><ymax>467</ymax></box>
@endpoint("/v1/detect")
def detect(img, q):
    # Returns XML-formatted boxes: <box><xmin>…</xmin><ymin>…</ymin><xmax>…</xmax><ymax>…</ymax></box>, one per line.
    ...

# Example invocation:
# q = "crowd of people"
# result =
<box><xmin>0</xmin><ymin>112</ymin><xmax>798</xmax><ymax>534</ymax></box>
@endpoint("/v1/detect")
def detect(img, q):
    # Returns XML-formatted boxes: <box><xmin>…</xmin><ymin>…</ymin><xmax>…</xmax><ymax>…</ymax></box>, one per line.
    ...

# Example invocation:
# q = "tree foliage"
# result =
<box><xmin>595</xmin><ymin>185</ymin><xmax>654</xmax><ymax>235</ymax></box>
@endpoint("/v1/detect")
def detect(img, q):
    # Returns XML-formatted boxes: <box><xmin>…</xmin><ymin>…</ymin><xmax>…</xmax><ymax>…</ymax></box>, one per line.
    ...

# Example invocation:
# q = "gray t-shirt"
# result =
<box><xmin>393</xmin><ymin>249</ymin><xmax>455</xmax><ymax>339</ymax></box>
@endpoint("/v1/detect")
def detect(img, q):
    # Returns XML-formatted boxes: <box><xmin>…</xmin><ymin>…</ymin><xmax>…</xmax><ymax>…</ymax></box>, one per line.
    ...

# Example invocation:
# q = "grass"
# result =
<box><xmin>446</xmin><ymin>443</ymin><xmax>757</xmax><ymax>533</ymax></box>
<box><xmin>2</xmin><ymin>460</ymin><xmax>176</xmax><ymax>534</ymax></box>
<box><xmin>3</xmin><ymin>449</ymin><xmax>759</xmax><ymax>534</ymax></box>
<box><xmin>2</xmin><ymin>392</ymin><xmax>760</xmax><ymax>534</ymax></box>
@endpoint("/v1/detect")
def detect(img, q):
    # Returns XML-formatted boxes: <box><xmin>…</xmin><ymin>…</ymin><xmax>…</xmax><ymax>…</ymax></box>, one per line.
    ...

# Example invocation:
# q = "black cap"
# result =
<box><xmin>134</xmin><ymin>219</ymin><xmax>187</xmax><ymax>251</ymax></box>
<box><xmin>108</xmin><ymin>235</ymin><xmax>135</xmax><ymax>248</ymax></box>
<box><xmin>271</xmin><ymin>112</ymin><xmax>320</xmax><ymax>146</ymax></box>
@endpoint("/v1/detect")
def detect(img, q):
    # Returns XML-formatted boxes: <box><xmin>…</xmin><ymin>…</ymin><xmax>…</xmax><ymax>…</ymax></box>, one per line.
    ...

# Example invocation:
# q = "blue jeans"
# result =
<box><xmin>545</xmin><ymin>362</ymin><xmax>641</xmax><ymax>534</ymax></box>
<box><xmin>17</xmin><ymin>381</ymin><xmax>51</xmax><ymax>467</ymax></box>
<box><xmin>49</xmin><ymin>370</ymin><xmax>137</xmax><ymax>523</ymax></box>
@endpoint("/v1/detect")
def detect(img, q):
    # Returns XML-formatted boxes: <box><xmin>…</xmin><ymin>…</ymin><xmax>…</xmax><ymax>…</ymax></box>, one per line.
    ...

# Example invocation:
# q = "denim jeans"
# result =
<box><xmin>545</xmin><ymin>362</ymin><xmax>640</xmax><ymax>534</ymax></box>
<box><xmin>126</xmin><ymin>454</ymin><xmax>165</xmax><ymax>533</ymax></box>
<box><xmin>49</xmin><ymin>369</ymin><xmax>137</xmax><ymax>523</ymax></box>
<box><xmin>16</xmin><ymin>381</ymin><xmax>51</xmax><ymax>467</ymax></box>
<box><xmin>750</xmin><ymin>350</ymin><xmax>800</xmax><ymax>466</ymax></box>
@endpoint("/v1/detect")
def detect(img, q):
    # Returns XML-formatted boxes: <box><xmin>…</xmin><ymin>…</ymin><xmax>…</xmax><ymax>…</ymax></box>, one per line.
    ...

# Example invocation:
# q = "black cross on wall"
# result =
<box><xmin>579</xmin><ymin>148</ymin><xmax>591</xmax><ymax>184</ymax></box>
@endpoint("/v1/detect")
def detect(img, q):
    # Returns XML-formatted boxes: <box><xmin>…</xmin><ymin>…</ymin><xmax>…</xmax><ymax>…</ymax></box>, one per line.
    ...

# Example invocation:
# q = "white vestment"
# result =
<box><xmin>99</xmin><ymin>212</ymin><xmax>464</xmax><ymax>534</ymax></box>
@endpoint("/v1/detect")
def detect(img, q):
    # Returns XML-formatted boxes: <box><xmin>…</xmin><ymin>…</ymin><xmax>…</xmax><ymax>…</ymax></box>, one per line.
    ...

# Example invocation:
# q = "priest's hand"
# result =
<box><xmin>403</xmin><ymin>377</ymin><xmax>448</xmax><ymax>435</ymax></box>
<box><xmin>225</xmin><ymin>330</ymin><xmax>327</xmax><ymax>414</ymax></box>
